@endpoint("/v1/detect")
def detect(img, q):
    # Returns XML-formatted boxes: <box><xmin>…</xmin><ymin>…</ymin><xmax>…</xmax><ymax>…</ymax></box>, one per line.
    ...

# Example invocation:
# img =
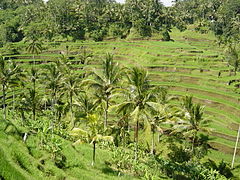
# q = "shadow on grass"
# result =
<box><xmin>101</xmin><ymin>166</ymin><xmax>119</xmax><ymax>176</ymax></box>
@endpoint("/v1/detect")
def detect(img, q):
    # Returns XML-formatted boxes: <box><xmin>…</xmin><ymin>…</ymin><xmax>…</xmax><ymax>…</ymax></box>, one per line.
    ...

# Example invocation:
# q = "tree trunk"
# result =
<box><xmin>192</xmin><ymin>132</ymin><xmax>196</xmax><ymax>153</ymax></box>
<box><xmin>134</xmin><ymin>120</ymin><xmax>139</xmax><ymax>143</ymax></box>
<box><xmin>33</xmin><ymin>107</ymin><xmax>36</xmax><ymax>121</ymax></box>
<box><xmin>134</xmin><ymin>120</ymin><xmax>139</xmax><ymax>161</ymax></box>
<box><xmin>158</xmin><ymin>133</ymin><xmax>161</xmax><ymax>143</ymax></box>
<box><xmin>123</xmin><ymin>128</ymin><xmax>126</xmax><ymax>147</ymax></box>
<box><xmin>33</xmin><ymin>79</ymin><xmax>36</xmax><ymax>121</ymax></box>
<box><xmin>231</xmin><ymin>125</ymin><xmax>240</xmax><ymax>169</ymax></box>
<box><xmin>70</xmin><ymin>94</ymin><xmax>74</xmax><ymax>128</ymax></box>
<box><xmin>51</xmin><ymin>97</ymin><xmax>54</xmax><ymax>137</ymax></box>
<box><xmin>53</xmin><ymin>93</ymin><xmax>57</xmax><ymax>122</ymax></box>
<box><xmin>2</xmin><ymin>84</ymin><xmax>6</xmax><ymax>121</ymax></box>
<box><xmin>151</xmin><ymin>131</ymin><xmax>155</xmax><ymax>155</ymax></box>
<box><xmin>104</xmin><ymin>99</ymin><xmax>109</xmax><ymax>130</ymax></box>
<box><xmin>12</xmin><ymin>89</ymin><xmax>15</xmax><ymax>114</ymax></box>
<box><xmin>92</xmin><ymin>141</ymin><xmax>96</xmax><ymax>166</ymax></box>
<box><xmin>21</xmin><ymin>111</ymin><xmax>25</xmax><ymax>123</ymax></box>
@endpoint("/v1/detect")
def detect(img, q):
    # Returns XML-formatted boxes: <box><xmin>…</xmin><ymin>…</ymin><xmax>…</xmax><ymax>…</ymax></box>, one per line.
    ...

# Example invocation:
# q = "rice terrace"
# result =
<box><xmin>0</xmin><ymin>0</ymin><xmax>240</xmax><ymax>179</ymax></box>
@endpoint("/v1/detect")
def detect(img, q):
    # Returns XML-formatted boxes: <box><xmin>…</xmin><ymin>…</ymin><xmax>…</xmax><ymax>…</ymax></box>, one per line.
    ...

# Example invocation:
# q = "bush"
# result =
<box><xmin>134</xmin><ymin>18</ymin><xmax>152</xmax><ymax>37</ymax></box>
<box><xmin>108</xmin><ymin>24</ymin><xmax>129</xmax><ymax>39</ymax></box>
<box><xmin>204</xmin><ymin>159</ymin><xmax>233</xmax><ymax>178</ymax></box>
<box><xmin>110</xmin><ymin>145</ymin><xmax>163</xmax><ymax>178</ymax></box>
<box><xmin>90</xmin><ymin>29</ymin><xmax>107</xmax><ymax>42</ymax></box>
<box><xmin>162</xmin><ymin>30</ymin><xmax>171</xmax><ymax>41</ymax></box>
<box><xmin>168</xmin><ymin>144</ymin><xmax>191</xmax><ymax>163</ymax></box>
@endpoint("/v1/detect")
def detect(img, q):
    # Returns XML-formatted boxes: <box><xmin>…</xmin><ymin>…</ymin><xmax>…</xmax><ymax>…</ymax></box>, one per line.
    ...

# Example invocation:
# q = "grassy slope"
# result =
<box><xmin>0</xmin><ymin>129</ymin><xmax>136</xmax><ymax>179</ymax></box>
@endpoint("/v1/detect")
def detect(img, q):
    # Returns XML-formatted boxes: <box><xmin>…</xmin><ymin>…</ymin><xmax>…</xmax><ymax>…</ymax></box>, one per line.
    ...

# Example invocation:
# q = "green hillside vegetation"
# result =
<box><xmin>1</xmin><ymin>0</ymin><xmax>240</xmax><ymax>179</ymax></box>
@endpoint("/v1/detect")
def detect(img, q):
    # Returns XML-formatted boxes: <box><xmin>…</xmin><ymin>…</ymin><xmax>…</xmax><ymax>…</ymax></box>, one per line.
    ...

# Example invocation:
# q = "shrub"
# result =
<box><xmin>162</xmin><ymin>30</ymin><xmax>171</xmax><ymax>41</ymax></box>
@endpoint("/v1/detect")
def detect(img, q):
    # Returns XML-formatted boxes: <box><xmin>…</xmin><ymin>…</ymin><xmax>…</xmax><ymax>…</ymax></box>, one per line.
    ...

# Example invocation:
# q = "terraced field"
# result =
<box><xmin>2</xmin><ymin>28</ymin><xmax>240</xmax><ymax>164</ymax></box>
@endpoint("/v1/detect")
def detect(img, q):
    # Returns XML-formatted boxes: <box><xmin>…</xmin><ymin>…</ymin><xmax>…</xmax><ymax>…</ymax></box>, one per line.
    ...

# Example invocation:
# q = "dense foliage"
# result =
<box><xmin>172</xmin><ymin>0</ymin><xmax>240</xmax><ymax>44</ymax></box>
<box><xmin>1</xmin><ymin>0</ymin><xmax>239</xmax><ymax>45</ymax></box>
<box><xmin>0</xmin><ymin>50</ymin><xmax>233</xmax><ymax>179</ymax></box>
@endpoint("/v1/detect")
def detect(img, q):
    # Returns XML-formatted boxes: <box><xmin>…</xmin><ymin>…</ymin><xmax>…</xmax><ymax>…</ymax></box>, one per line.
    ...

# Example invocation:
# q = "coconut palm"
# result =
<box><xmin>74</xmin><ymin>93</ymin><xmax>99</xmax><ymax>124</ymax></box>
<box><xmin>173</xmin><ymin>96</ymin><xmax>211</xmax><ymax>152</ymax></box>
<box><xmin>27</xmin><ymin>68</ymin><xmax>39</xmax><ymax>122</ymax></box>
<box><xmin>42</xmin><ymin>63</ymin><xmax>63</xmax><ymax>119</ymax></box>
<box><xmin>77</xmin><ymin>48</ymin><xmax>93</xmax><ymax>78</ymax></box>
<box><xmin>61</xmin><ymin>73</ymin><xmax>82</xmax><ymax>127</ymax></box>
<box><xmin>18</xmin><ymin>84</ymin><xmax>40</xmax><ymax>142</ymax></box>
<box><xmin>77</xmin><ymin>48</ymin><xmax>93</xmax><ymax>66</ymax></box>
<box><xmin>115</xmin><ymin>67</ymin><xmax>157</xmax><ymax>159</ymax></box>
<box><xmin>90</xmin><ymin>54</ymin><xmax>122</xmax><ymax>129</ymax></box>
<box><xmin>138</xmin><ymin>87</ymin><xmax>178</xmax><ymax>154</ymax></box>
<box><xmin>26</xmin><ymin>40</ymin><xmax>42</xmax><ymax>65</ymax></box>
<box><xmin>145</xmin><ymin>103</ymin><xmax>172</xmax><ymax>155</ymax></box>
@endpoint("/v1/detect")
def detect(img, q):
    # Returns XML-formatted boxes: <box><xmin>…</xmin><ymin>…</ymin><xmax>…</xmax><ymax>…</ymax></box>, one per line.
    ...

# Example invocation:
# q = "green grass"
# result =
<box><xmin>0</xmin><ymin>129</ymin><xmax>136</xmax><ymax>180</ymax></box>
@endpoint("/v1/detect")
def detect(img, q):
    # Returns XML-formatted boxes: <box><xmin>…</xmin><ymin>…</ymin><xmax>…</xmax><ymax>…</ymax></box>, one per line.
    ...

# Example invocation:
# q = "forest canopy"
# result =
<box><xmin>0</xmin><ymin>0</ymin><xmax>239</xmax><ymax>45</ymax></box>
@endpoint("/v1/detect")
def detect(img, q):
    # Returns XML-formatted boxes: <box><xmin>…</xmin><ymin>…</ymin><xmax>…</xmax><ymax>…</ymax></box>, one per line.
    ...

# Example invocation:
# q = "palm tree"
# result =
<box><xmin>173</xmin><ymin>96</ymin><xmax>211</xmax><ymax>153</ymax></box>
<box><xmin>145</xmin><ymin>102</ymin><xmax>172</xmax><ymax>155</ymax></box>
<box><xmin>74</xmin><ymin>93</ymin><xmax>99</xmax><ymax>124</ymax></box>
<box><xmin>78</xmin><ymin>48</ymin><xmax>93</xmax><ymax>66</ymax></box>
<box><xmin>19</xmin><ymin>80</ymin><xmax>40</xmax><ymax>142</ymax></box>
<box><xmin>0</xmin><ymin>55</ymin><xmax>22</xmax><ymax>121</ymax></box>
<box><xmin>90</xmin><ymin>54</ymin><xmax>122</xmax><ymax>129</ymax></box>
<box><xmin>61</xmin><ymin>73</ymin><xmax>82</xmax><ymax>127</ymax></box>
<box><xmin>26</xmin><ymin>40</ymin><xmax>42</xmax><ymax>65</ymax></box>
<box><xmin>25</xmin><ymin>67</ymin><xmax>39</xmax><ymax>122</ymax></box>
<box><xmin>115</xmin><ymin>67</ymin><xmax>157</xmax><ymax>160</ymax></box>
<box><xmin>77</xmin><ymin>48</ymin><xmax>93</xmax><ymax>78</ymax></box>
<box><xmin>42</xmin><ymin>63</ymin><xmax>63</xmax><ymax>120</ymax></box>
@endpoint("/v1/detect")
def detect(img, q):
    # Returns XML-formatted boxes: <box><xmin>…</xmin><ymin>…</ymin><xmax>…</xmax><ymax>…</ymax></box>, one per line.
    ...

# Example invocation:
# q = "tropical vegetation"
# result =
<box><xmin>0</xmin><ymin>0</ymin><xmax>240</xmax><ymax>179</ymax></box>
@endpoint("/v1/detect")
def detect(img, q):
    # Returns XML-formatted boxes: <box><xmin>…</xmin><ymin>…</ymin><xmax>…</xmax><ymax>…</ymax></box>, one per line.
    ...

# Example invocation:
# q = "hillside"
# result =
<box><xmin>1</xmin><ymin>27</ymin><xmax>240</xmax><ymax>179</ymax></box>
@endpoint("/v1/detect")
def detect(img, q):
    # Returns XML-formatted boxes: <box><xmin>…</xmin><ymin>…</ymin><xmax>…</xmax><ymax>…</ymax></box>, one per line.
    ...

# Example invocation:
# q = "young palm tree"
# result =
<box><xmin>17</xmin><ymin>68</ymin><xmax>39</xmax><ymax>142</ymax></box>
<box><xmin>78</xmin><ymin>48</ymin><xmax>93</xmax><ymax>67</ymax></box>
<box><xmin>77</xmin><ymin>48</ymin><xmax>93</xmax><ymax>78</ymax></box>
<box><xmin>145</xmin><ymin>102</ymin><xmax>171</xmax><ymax>155</ymax></box>
<box><xmin>90</xmin><ymin>54</ymin><xmax>122</xmax><ymax>129</ymax></box>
